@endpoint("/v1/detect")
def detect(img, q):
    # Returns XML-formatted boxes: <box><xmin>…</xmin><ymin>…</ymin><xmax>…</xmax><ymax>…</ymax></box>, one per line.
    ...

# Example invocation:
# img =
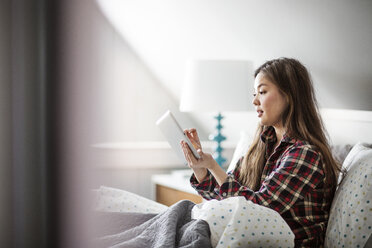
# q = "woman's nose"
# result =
<box><xmin>252</xmin><ymin>95</ymin><xmax>259</xmax><ymax>106</ymax></box>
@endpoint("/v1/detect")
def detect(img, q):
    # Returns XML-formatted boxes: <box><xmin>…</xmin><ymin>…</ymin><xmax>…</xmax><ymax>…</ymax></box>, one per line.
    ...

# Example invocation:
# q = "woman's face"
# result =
<box><xmin>252</xmin><ymin>72</ymin><xmax>288</xmax><ymax>128</ymax></box>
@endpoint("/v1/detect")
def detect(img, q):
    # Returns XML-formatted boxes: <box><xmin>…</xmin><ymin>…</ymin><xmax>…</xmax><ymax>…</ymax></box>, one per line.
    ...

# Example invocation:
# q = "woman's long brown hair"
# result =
<box><xmin>239</xmin><ymin>58</ymin><xmax>342</xmax><ymax>191</ymax></box>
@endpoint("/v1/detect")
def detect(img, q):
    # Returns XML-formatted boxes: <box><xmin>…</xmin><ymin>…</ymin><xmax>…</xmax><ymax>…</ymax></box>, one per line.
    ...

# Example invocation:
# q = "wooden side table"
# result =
<box><xmin>151</xmin><ymin>170</ymin><xmax>203</xmax><ymax>206</ymax></box>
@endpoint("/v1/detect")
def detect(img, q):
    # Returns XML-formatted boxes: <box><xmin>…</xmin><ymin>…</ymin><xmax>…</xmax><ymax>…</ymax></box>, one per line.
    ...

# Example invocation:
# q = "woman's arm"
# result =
<box><xmin>208</xmin><ymin>161</ymin><xmax>228</xmax><ymax>185</ymax></box>
<box><xmin>189</xmin><ymin>157</ymin><xmax>243</xmax><ymax>200</ymax></box>
<box><xmin>180</xmin><ymin>128</ymin><xmax>228</xmax><ymax>185</ymax></box>
<box><xmin>191</xmin><ymin>167</ymin><xmax>208</xmax><ymax>183</ymax></box>
<box><xmin>182</xmin><ymin>139</ymin><xmax>228</xmax><ymax>184</ymax></box>
<box><xmin>180</xmin><ymin>128</ymin><xmax>231</xmax><ymax>200</ymax></box>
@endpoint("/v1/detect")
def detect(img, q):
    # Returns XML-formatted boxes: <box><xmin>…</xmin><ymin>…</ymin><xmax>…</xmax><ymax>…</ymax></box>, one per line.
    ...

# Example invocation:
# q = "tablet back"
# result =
<box><xmin>156</xmin><ymin>110</ymin><xmax>200</xmax><ymax>164</ymax></box>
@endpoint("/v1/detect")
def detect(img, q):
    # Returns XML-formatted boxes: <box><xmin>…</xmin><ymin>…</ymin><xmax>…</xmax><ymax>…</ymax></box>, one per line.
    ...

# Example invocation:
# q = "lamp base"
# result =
<box><xmin>209</xmin><ymin>112</ymin><xmax>226</xmax><ymax>167</ymax></box>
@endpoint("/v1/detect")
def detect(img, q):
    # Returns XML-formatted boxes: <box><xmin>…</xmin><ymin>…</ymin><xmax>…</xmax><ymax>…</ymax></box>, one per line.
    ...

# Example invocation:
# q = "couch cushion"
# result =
<box><xmin>227</xmin><ymin>131</ymin><xmax>252</xmax><ymax>172</ymax></box>
<box><xmin>330</xmin><ymin>144</ymin><xmax>353</xmax><ymax>166</ymax></box>
<box><xmin>325</xmin><ymin>142</ymin><xmax>372</xmax><ymax>248</ymax></box>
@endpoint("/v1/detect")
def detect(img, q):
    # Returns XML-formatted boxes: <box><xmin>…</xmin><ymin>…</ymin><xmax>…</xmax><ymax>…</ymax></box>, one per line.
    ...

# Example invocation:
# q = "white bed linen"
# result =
<box><xmin>93</xmin><ymin>185</ymin><xmax>168</xmax><ymax>214</ymax></box>
<box><xmin>192</xmin><ymin>196</ymin><xmax>295</xmax><ymax>248</ymax></box>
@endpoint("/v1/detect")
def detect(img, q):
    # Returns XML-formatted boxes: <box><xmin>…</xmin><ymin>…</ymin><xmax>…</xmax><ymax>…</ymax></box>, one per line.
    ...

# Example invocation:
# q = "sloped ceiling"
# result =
<box><xmin>97</xmin><ymin>0</ymin><xmax>372</xmax><ymax>111</ymax></box>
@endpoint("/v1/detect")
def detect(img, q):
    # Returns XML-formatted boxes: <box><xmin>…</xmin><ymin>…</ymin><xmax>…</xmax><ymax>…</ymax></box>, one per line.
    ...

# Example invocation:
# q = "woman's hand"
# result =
<box><xmin>181</xmin><ymin>129</ymin><xmax>218</xmax><ymax>170</ymax></box>
<box><xmin>181</xmin><ymin>128</ymin><xmax>227</xmax><ymax>184</ymax></box>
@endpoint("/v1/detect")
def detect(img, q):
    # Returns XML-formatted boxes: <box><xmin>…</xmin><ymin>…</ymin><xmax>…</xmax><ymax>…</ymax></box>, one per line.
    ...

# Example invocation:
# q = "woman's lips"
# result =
<box><xmin>257</xmin><ymin>110</ymin><xmax>263</xmax><ymax>117</ymax></box>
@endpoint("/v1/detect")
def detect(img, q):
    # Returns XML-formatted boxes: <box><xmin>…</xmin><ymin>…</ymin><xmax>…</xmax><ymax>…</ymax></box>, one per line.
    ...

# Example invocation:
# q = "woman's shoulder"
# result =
<box><xmin>278</xmin><ymin>141</ymin><xmax>326</xmax><ymax>185</ymax></box>
<box><xmin>287</xmin><ymin>139</ymin><xmax>320</xmax><ymax>154</ymax></box>
<box><xmin>282</xmin><ymin>132</ymin><xmax>320</xmax><ymax>155</ymax></box>
<box><xmin>281</xmin><ymin>140</ymin><xmax>323</xmax><ymax>167</ymax></box>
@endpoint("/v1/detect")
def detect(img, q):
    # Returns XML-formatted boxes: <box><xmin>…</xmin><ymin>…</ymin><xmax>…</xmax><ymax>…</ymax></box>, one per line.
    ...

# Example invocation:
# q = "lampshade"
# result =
<box><xmin>180</xmin><ymin>60</ymin><xmax>254</xmax><ymax>112</ymax></box>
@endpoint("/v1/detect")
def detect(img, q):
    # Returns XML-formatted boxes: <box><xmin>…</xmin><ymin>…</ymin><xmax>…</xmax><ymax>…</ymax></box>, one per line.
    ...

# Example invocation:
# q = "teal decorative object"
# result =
<box><xmin>210</xmin><ymin>112</ymin><xmax>226</xmax><ymax>167</ymax></box>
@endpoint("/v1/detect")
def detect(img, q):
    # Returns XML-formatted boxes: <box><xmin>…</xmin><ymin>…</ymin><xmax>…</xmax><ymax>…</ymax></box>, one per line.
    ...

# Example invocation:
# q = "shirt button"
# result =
<box><xmin>222</xmin><ymin>192</ymin><xmax>227</xmax><ymax>197</ymax></box>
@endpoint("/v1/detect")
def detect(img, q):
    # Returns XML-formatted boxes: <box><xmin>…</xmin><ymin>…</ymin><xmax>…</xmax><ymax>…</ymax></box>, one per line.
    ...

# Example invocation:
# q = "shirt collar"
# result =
<box><xmin>260</xmin><ymin>126</ymin><xmax>277</xmax><ymax>144</ymax></box>
<box><xmin>260</xmin><ymin>126</ymin><xmax>297</xmax><ymax>144</ymax></box>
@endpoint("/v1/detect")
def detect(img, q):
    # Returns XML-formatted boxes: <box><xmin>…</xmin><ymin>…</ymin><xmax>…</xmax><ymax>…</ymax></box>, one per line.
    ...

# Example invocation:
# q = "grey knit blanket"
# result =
<box><xmin>94</xmin><ymin>200</ymin><xmax>212</xmax><ymax>248</ymax></box>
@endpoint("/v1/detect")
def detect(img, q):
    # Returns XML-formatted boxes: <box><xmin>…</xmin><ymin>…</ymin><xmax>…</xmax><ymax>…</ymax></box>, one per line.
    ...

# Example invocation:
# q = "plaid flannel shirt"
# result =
<box><xmin>190</xmin><ymin>126</ymin><xmax>335</xmax><ymax>247</ymax></box>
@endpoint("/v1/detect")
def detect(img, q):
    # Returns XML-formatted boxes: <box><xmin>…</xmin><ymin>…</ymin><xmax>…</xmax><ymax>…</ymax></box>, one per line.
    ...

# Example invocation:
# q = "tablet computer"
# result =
<box><xmin>156</xmin><ymin>110</ymin><xmax>201</xmax><ymax>164</ymax></box>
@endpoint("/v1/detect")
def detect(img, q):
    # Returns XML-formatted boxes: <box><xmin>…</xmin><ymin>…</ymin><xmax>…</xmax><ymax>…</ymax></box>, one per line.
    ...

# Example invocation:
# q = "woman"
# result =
<box><xmin>181</xmin><ymin>57</ymin><xmax>342</xmax><ymax>247</ymax></box>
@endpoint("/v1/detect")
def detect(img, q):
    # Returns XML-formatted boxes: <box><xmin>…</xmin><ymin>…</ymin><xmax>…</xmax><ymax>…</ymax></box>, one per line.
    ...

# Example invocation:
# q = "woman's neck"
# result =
<box><xmin>273</xmin><ymin>125</ymin><xmax>285</xmax><ymax>144</ymax></box>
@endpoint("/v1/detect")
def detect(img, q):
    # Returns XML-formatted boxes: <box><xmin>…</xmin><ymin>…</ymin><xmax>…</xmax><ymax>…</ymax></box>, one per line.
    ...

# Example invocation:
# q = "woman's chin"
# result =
<box><xmin>259</xmin><ymin>119</ymin><xmax>267</xmax><ymax>126</ymax></box>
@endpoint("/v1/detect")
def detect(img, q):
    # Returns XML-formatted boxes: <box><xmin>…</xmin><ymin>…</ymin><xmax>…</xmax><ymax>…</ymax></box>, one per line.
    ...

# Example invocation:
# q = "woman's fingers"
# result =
<box><xmin>181</xmin><ymin>141</ymin><xmax>192</xmax><ymax>165</ymax></box>
<box><xmin>191</xmin><ymin>131</ymin><xmax>202</xmax><ymax>149</ymax></box>
<box><xmin>181</xmin><ymin>141</ymin><xmax>198</xmax><ymax>166</ymax></box>
<box><xmin>197</xmin><ymin>148</ymin><xmax>203</xmax><ymax>159</ymax></box>
<box><xmin>189</xmin><ymin>128</ymin><xmax>197</xmax><ymax>133</ymax></box>
<box><xmin>184</xmin><ymin>128</ymin><xmax>202</xmax><ymax>150</ymax></box>
<box><xmin>183</xmin><ymin>128</ymin><xmax>192</xmax><ymax>135</ymax></box>
<box><xmin>190</xmin><ymin>129</ymin><xmax>199</xmax><ymax>141</ymax></box>
<box><xmin>185</xmin><ymin>129</ymin><xmax>195</xmax><ymax>141</ymax></box>
<box><xmin>183</xmin><ymin>129</ymin><xmax>193</xmax><ymax>142</ymax></box>
<box><xmin>181</xmin><ymin>140</ymin><xmax>216</xmax><ymax>170</ymax></box>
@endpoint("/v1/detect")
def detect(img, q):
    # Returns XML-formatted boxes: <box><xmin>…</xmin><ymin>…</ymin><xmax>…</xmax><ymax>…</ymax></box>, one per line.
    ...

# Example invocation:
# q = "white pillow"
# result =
<box><xmin>192</xmin><ymin>196</ymin><xmax>295</xmax><ymax>248</ymax></box>
<box><xmin>325</xmin><ymin>142</ymin><xmax>372</xmax><ymax>248</ymax></box>
<box><xmin>92</xmin><ymin>186</ymin><xmax>168</xmax><ymax>214</ymax></box>
<box><xmin>227</xmin><ymin>131</ymin><xmax>251</xmax><ymax>172</ymax></box>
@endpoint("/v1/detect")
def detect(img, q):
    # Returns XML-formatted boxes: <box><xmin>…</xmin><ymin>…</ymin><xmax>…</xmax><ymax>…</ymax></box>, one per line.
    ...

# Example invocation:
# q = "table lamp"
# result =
<box><xmin>180</xmin><ymin>59</ymin><xmax>254</xmax><ymax>167</ymax></box>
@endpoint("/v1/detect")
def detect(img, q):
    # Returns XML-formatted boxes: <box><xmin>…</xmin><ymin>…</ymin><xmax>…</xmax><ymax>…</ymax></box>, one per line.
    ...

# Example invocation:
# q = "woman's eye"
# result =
<box><xmin>259</xmin><ymin>91</ymin><xmax>266</xmax><ymax>95</ymax></box>
<box><xmin>253</xmin><ymin>93</ymin><xmax>257</xmax><ymax>97</ymax></box>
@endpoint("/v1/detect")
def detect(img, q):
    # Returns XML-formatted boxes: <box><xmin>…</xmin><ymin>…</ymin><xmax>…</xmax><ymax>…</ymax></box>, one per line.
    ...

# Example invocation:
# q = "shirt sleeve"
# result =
<box><xmin>218</xmin><ymin>145</ymin><xmax>325</xmax><ymax>214</ymax></box>
<box><xmin>190</xmin><ymin>157</ymin><xmax>244</xmax><ymax>200</ymax></box>
<box><xmin>190</xmin><ymin>169</ymin><xmax>221</xmax><ymax>200</ymax></box>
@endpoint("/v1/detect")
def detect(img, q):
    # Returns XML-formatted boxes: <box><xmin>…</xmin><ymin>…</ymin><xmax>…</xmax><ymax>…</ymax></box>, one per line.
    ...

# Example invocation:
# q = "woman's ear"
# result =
<box><xmin>280</xmin><ymin>90</ymin><xmax>290</xmax><ymax>107</ymax></box>
<box><xmin>284</xmin><ymin>94</ymin><xmax>290</xmax><ymax>106</ymax></box>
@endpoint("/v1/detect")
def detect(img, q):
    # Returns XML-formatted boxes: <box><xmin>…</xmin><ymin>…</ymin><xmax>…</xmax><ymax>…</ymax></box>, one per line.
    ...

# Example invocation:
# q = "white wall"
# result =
<box><xmin>97</xmin><ymin>0</ymin><xmax>372</xmax><ymax>112</ymax></box>
<box><xmin>96</xmin><ymin>0</ymin><xmax>372</xmax><ymax>148</ymax></box>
